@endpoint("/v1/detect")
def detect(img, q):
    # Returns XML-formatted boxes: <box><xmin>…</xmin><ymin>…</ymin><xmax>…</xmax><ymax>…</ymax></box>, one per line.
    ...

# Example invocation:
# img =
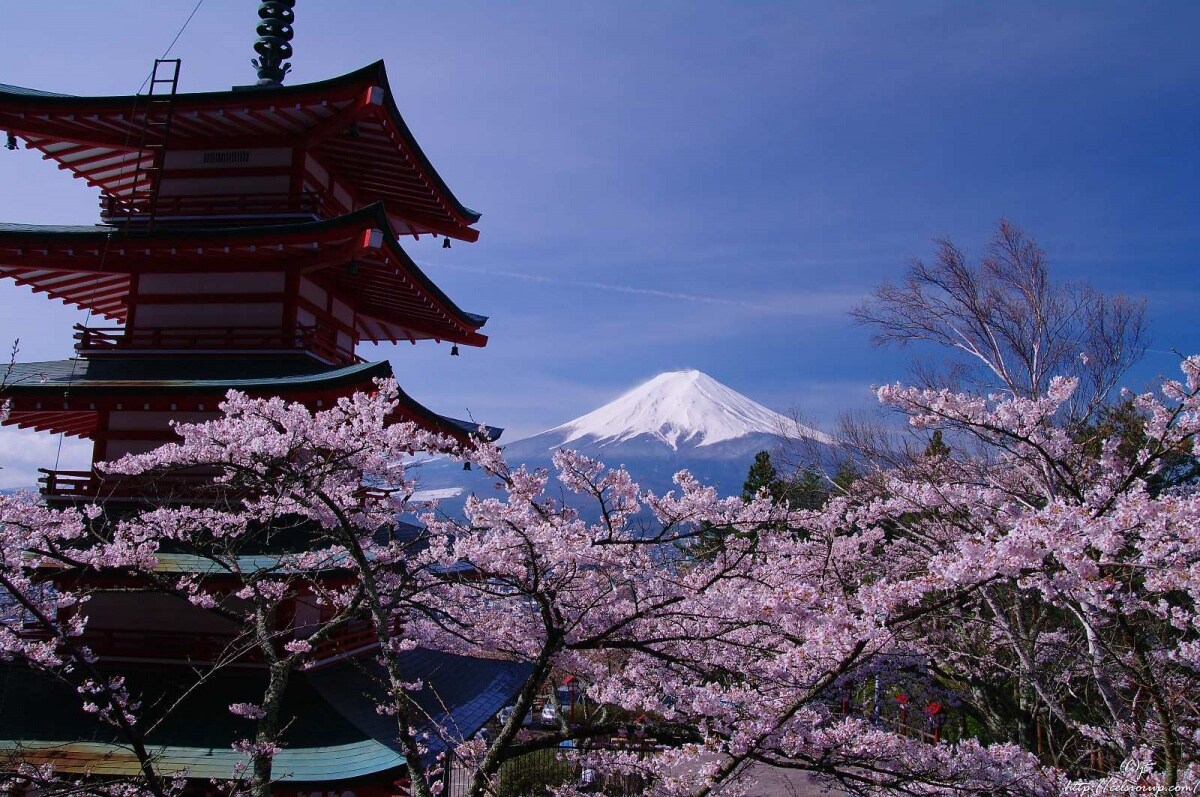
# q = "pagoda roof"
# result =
<box><xmin>0</xmin><ymin>650</ymin><xmax>530</xmax><ymax>780</ymax></box>
<box><xmin>1</xmin><ymin>357</ymin><xmax>502</xmax><ymax>442</ymax></box>
<box><xmin>3</xmin><ymin>356</ymin><xmax>391</xmax><ymax>393</ymax></box>
<box><xmin>0</xmin><ymin>204</ymin><xmax>489</xmax><ymax>346</ymax></box>
<box><xmin>0</xmin><ymin>62</ymin><xmax>481</xmax><ymax>241</ymax></box>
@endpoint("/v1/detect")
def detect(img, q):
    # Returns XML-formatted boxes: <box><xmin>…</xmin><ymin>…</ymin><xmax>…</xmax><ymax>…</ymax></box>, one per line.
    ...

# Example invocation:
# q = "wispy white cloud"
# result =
<box><xmin>0</xmin><ymin>427</ymin><xmax>91</xmax><ymax>489</ymax></box>
<box><xmin>425</xmin><ymin>262</ymin><xmax>860</xmax><ymax>316</ymax></box>
<box><xmin>432</xmin><ymin>262</ymin><xmax>756</xmax><ymax>308</ymax></box>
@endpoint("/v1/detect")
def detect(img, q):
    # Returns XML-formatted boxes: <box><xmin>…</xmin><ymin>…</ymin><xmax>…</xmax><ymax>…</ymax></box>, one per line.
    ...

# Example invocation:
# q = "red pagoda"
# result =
<box><xmin>0</xmin><ymin>5</ymin><xmax>523</xmax><ymax>794</ymax></box>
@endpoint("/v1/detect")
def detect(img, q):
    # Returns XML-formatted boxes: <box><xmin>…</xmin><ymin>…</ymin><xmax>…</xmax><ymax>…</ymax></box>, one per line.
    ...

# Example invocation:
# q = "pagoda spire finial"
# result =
<box><xmin>251</xmin><ymin>0</ymin><xmax>296</xmax><ymax>86</ymax></box>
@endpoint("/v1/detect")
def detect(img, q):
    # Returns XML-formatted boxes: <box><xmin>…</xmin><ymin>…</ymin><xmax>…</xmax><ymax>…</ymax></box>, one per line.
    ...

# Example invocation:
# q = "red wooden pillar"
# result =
<box><xmin>924</xmin><ymin>701</ymin><xmax>943</xmax><ymax>743</ymax></box>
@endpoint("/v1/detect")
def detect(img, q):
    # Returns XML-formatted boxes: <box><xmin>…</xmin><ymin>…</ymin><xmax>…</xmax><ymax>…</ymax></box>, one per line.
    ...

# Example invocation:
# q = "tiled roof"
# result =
<box><xmin>309</xmin><ymin>649</ymin><xmax>534</xmax><ymax>760</ymax></box>
<box><xmin>0</xmin><ymin>222</ymin><xmax>110</xmax><ymax>233</ymax></box>
<box><xmin>151</xmin><ymin>520</ymin><xmax>475</xmax><ymax>575</ymax></box>
<box><xmin>1</xmin><ymin>356</ymin><xmax>388</xmax><ymax>391</ymax></box>
<box><xmin>0</xmin><ymin>357</ymin><xmax>499</xmax><ymax>441</ymax></box>
<box><xmin>0</xmin><ymin>648</ymin><xmax>531</xmax><ymax>779</ymax></box>
<box><xmin>0</xmin><ymin>662</ymin><xmax>402</xmax><ymax>781</ymax></box>
<box><xmin>0</xmin><ymin>83</ymin><xmax>71</xmax><ymax>98</ymax></box>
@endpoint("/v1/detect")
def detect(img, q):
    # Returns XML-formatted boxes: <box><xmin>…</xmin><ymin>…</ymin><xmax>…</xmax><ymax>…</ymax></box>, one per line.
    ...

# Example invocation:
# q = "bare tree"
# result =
<box><xmin>852</xmin><ymin>220</ymin><xmax>1147</xmax><ymax>424</ymax></box>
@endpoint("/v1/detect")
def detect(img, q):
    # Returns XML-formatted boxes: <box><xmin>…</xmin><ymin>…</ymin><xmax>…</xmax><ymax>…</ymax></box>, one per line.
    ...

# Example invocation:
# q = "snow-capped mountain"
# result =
<box><xmin>408</xmin><ymin>370</ymin><xmax>832</xmax><ymax>515</ymax></box>
<box><xmin>531</xmin><ymin>369</ymin><xmax>830</xmax><ymax>452</ymax></box>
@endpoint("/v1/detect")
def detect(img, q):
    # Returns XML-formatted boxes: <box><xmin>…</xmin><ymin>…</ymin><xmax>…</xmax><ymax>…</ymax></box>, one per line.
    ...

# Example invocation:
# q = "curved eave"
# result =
<box><xmin>0</xmin><ymin>205</ymin><xmax>489</xmax><ymax>343</ymax></box>
<box><xmin>0</xmin><ymin>62</ymin><xmax>481</xmax><ymax>241</ymax></box>
<box><xmin>1</xmin><ymin>358</ymin><xmax>501</xmax><ymax>443</ymax></box>
<box><xmin>364</xmin><ymin>205</ymin><xmax>489</xmax><ymax>346</ymax></box>
<box><xmin>391</xmin><ymin>377</ymin><xmax>503</xmax><ymax>443</ymax></box>
<box><xmin>0</xmin><ymin>358</ymin><xmax>390</xmax><ymax>439</ymax></box>
<box><xmin>0</xmin><ymin>63</ymin><xmax>388</xmax><ymax>110</ymax></box>
<box><xmin>0</xmin><ymin>659</ymin><xmax>408</xmax><ymax>782</ymax></box>
<box><xmin>368</xmin><ymin>62</ymin><xmax>482</xmax><ymax>225</ymax></box>
<box><xmin>0</xmin><ymin>649</ymin><xmax>529</xmax><ymax>778</ymax></box>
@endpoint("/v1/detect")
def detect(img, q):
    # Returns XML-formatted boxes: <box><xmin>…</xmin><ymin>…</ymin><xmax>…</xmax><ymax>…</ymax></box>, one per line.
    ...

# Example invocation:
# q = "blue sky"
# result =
<box><xmin>2</xmin><ymin>2</ymin><xmax>1199</xmax><ymax>484</ymax></box>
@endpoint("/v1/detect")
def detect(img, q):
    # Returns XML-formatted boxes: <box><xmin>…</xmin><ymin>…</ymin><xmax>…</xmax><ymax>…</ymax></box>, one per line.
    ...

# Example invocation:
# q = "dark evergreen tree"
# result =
<box><xmin>689</xmin><ymin>451</ymin><xmax>786</xmax><ymax>561</ymax></box>
<box><xmin>1079</xmin><ymin>398</ymin><xmax>1200</xmax><ymax>496</ymax></box>
<box><xmin>742</xmin><ymin>450</ymin><xmax>785</xmax><ymax>503</ymax></box>
<box><xmin>785</xmin><ymin>468</ymin><xmax>828</xmax><ymax>510</ymax></box>
<box><xmin>830</xmin><ymin>460</ymin><xmax>861</xmax><ymax>495</ymax></box>
<box><xmin>924</xmin><ymin>429</ymin><xmax>951</xmax><ymax>460</ymax></box>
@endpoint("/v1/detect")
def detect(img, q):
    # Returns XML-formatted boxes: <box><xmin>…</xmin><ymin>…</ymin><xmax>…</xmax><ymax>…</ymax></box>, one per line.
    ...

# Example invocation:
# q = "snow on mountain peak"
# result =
<box><xmin>545</xmin><ymin>370</ymin><xmax>832</xmax><ymax>450</ymax></box>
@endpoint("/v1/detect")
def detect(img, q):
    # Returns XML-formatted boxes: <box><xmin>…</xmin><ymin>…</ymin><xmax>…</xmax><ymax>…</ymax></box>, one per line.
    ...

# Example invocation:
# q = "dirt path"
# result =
<box><xmin>734</xmin><ymin>763</ymin><xmax>847</xmax><ymax>796</ymax></box>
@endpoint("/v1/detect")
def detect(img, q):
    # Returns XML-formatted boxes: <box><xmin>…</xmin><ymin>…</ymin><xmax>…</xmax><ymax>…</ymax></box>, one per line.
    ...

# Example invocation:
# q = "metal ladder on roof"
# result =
<box><xmin>124</xmin><ymin>58</ymin><xmax>181</xmax><ymax>225</ymax></box>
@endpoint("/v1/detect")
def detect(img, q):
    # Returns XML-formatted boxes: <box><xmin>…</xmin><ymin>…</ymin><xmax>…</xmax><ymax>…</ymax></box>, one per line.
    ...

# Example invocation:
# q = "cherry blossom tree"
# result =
<box><xmin>821</xmin><ymin>223</ymin><xmax>1198</xmax><ymax>792</ymax></box>
<box><xmin>0</xmin><ymin>491</ymin><xmax>189</xmax><ymax>797</ymax></box>
<box><xmin>99</xmin><ymin>372</ymin><xmax>1200</xmax><ymax>796</ymax></box>
<box><xmin>3</xmin><ymin>353</ymin><xmax>1198</xmax><ymax>797</ymax></box>
<box><xmin>97</xmin><ymin>384</ymin><xmax>732</xmax><ymax>797</ymax></box>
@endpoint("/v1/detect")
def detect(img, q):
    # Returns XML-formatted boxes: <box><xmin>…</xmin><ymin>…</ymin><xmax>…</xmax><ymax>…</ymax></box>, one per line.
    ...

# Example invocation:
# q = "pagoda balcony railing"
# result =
<box><xmin>78</xmin><ymin>629</ymin><xmax>248</xmax><ymax>664</ymax></box>
<box><xmin>19</xmin><ymin>619</ymin><xmax>387</xmax><ymax>667</ymax></box>
<box><xmin>37</xmin><ymin>469</ymin><xmax>100</xmax><ymax>499</ymax></box>
<box><xmin>100</xmin><ymin>190</ymin><xmax>339</xmax><ymax>224</ymax></box>
<box><xmin>304</xmin><ymin>618</ymin><xmax>388</xmax><ymax>667</ymax></box>
<box><xmin>38</xmin><ymin>467</ymin><xmax>222</xmax><ymax>503</ymax></box>
<box><xmin>41</xmin><ymin>468</ymin><xmax>396</xmax><ymax>508</ymax></box>
<box><xmin>74</xmin><ymin>323</ymin><xmax>363</xmax><ymax>365</ymax></box>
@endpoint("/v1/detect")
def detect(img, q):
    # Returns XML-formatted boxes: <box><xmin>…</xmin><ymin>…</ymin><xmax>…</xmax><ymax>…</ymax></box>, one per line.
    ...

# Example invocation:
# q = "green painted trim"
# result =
<box><xmin>0</xmin><ymin>739</ymin><xmax>405</xmax><ymax>782</ymax></box>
